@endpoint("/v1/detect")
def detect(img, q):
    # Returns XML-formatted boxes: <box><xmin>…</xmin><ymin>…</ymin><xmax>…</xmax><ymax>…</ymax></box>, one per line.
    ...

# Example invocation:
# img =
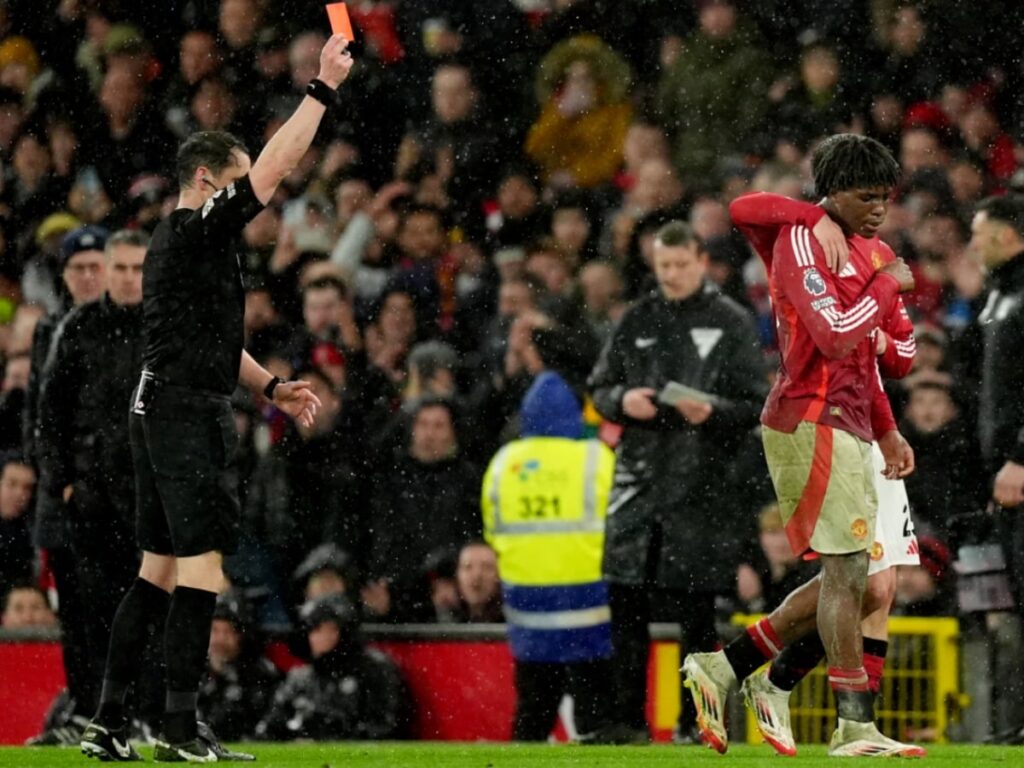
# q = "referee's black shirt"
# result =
<box><xmin>142</xmin><ymin>175</ymin><xmax>264</xmax><ymax>396</ymax></box>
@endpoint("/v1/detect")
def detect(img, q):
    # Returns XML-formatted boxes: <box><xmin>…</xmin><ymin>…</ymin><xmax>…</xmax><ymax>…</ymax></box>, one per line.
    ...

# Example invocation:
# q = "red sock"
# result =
<box><xmin>828</xmin><ymin>666</ymin><xmax>870</xmax><ymax>694</ymax></box>
<box><xmin>863</xmin><ymin>653</ymin><xmax>885</xmax><ymax>694</ymax></box>
<box><xmin>862</xmin><ymin>637</ymin><xmax>888</xmax><ymax>695</ymax></box>
<box><xmin>747</xmin><ymin>617</ymin><xmax>783</xmax><ymax>661</ymax></box>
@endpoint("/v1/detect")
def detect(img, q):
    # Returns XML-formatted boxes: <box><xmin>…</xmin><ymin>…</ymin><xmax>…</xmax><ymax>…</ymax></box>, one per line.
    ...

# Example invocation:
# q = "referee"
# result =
<box><xmin>80</xmin><ymin>35</ymin><xmax>353</xmax><ymax>763</ymax></box>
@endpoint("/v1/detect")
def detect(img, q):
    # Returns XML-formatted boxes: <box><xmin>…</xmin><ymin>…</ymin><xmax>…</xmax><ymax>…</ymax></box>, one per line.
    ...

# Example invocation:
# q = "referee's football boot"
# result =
<box><xmin>682</xmin><ymin>651</ymin><xmax>737</xmax><ymax>754</ymax></box>
<box><xmin>741</xmin><ymin>667</ymin><xmax>797</xmax><ymax>756</ymax></box>
<box><xmin>80</xmin><ymin>721</ymin><xmax>143</xmax><ymax>762</ymax></box>
<box><xmin>197</xmin><ymin>721</ymin><xmax>255</xmax><ymax>761</ymax></box>
<box><xmin>152</xmin><ymin>736</ymin><xmax>217</xmax><ymax>763</ymax></box>
<box><xmin>827</xmin><ymin>719</ymin><xmax>926</xmax><ymax>758</ymax></box>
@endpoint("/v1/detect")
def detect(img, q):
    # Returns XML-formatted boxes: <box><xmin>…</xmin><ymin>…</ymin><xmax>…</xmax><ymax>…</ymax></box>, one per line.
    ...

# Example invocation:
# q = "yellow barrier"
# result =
<box><xmin>735</xmin><ymin>615</ymin><xmax>962</xmax><ymax>744</ymax></box>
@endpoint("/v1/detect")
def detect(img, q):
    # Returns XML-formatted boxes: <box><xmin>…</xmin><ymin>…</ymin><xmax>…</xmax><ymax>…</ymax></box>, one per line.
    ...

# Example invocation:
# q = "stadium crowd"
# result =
<box><xmin>1</xmin><ymin>0</ymin><xmax>1023</xmax><ymax>745</ymax></box>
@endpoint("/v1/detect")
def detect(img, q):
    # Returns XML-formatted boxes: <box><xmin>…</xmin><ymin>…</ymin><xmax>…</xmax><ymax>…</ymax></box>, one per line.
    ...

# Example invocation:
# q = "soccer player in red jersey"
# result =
<box><xmin>682</xmin><ymin>135</ymin><xmax>925</xmax><ymax>757</ymax></box>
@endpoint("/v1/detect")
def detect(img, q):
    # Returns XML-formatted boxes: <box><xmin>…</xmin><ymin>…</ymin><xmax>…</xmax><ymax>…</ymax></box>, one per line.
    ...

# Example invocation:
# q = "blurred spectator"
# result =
<box><xmin>398</xmin><ymin>63</ymin><xmax>500</xmax><ymax>220</ymax></box>
<box><xmin>7</xmin><ymin>126</ymin><xmax>68</xmax><ymax>236</ymax></box>
<box><xmin>243</xmin><ymin>283</ymin><xmax>291</xmax><ymax>362</ymax></box>
<box><xmin>290</xmin><ymin>275</ymin><xmax>362</xmax><ymax>366</ymax></box>
<box><xmin>189</xmin><ymin>76</ymin><xmax>243</xmax><ymax>139</ymax></box>
<box><xmin>525</xmin><ymin>35</ymin><xmax>632</xmax><ymax>189</ymax></box>
<box><xmin>865</xmin><ymin>91</ymin><xmax>905</xmax><ymax>156</ymax></box>
<box><xmin>767</xmin><ymin>40</ymin><xmax>856</xmax><ymax>154</ymax></box>
<box><xmin>0</xmin><ymin>452</ymin><xmax>34</xmax><ymax>596</ymax></box>
<box><xmin>525</xmin><ymin>240</ymin><xmax>574</xmax><ymax>300</ymax></box>
<box><xmin>293</xmin><ymin>544</ymin><xmax>361</xmax><ymax>605</ymax></box>
<box><xmin>92</xmin><ymin>60</ymin><xmax>173</xmax><ymax>199</ymax></box>
<box><xmin>364</xmin><ymin>288</ymin><xmax>417</xmax><ymax>385</ymax></box>
<box><xmin>1</xmin><ymin>582</ymin><xmax>55</xmax><ymax>629</ymax></box>
<box><xmin>549</xmin><ymin>192</ymin><xmax>595</xmax><ymax>265</ymax></box>
<box><xmin>386</xmin><ymin>205</ymin><xmax>455</xmax><ymax>337</ymax></box>
<box><xmin>488</xmin><ymin>166</ymin><xmax>546</xmax><ymax>250</ymax></box>
<box><xmin>947</xmin><ymin>153</ymin><xmax>988</xmax><ymax>214</ymax></box>
<box><xmin>256</xmin><ymin>594</ymin><xmax>406</xmax><ymax>740</ymax></box>
<box><xmin>252</xmin><ymin>366</ymin><xmax>368</xmax><ymax>578</ymax></box>
<box><xmin>619</xmin><ymin>123</ymin><xmax>671</xmax><ymax>192</ymax></box>
<box><xmin>578</xmin><ymin>260</ymin><xmax>627</xmax><ymax>344</ymax></box>
<box><xmin>443</xmin><ymin>541</ymin><xmax>502</xmax><ymax>624</ymax></box>
<box><xmin>405</xmin><ymin>340</ymin><xmax>458</xmax><ymax>402</ymax></box>
<box><xmin>198</xmin><ymin>591</ymin><xmax>280</xmax><ymax>742</ymax></box>
<box><xmin>657</xmin><ymin>0</ymin><xmax>772</xmax><ymax>179</ymax></box>
<box><xmin>0</xmin><ymin>351</ymin><xmax>29</xmax><ymax>446</ymax></box>
<box><xmin>900</xmin><ymin>125</ymin><xmax>949</xmax><ymax>178</ymax></box>
<box><xmin>875</xmin><ymin>3</ymin><xmax>946</xmax><ymax>103</ymax></box>
<box><xmin>218</xmin><ymin>0</ymin><xmax>261</xmax><ymax>82</ymax></box>
<box><xmin>899</xmin><ymin>380</ymin><xmax>985</xmax><ymax>538</ymax></box>
<box><xmin>365</xmin><ymin>398</ymin><xmax>481</xmax><ymax>622</ymax></box>
<box><xmin>163</xmin><ymin>30</ymin><xmax>223</xmax><ymax>139</ymax></box>
<box><xmin>957</xmin><ymin>99</ymin><xmax>1016</xmax><ymax>189</ymax></box>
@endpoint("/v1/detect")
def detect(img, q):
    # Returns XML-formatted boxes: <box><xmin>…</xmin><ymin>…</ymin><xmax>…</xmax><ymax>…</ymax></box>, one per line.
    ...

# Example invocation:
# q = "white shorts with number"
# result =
<box><xmin>867</xmin><ymin>442</ymin><xmax>921</xmax><ymax>576</ymax></box>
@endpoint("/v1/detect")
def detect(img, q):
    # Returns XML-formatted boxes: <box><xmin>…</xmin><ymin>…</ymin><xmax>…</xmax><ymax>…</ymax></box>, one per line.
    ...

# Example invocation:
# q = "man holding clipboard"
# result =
<box><xmin>587</xmin><ymin>221</ymin><xmax>767</xmax><ymax>740</ymax></box>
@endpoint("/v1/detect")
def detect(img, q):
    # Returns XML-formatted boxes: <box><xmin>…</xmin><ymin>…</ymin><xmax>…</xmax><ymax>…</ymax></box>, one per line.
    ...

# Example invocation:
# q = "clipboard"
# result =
<box><xmin>657</xmin><ymin>380</ymin><xmax>720</xmax><ymax>407</ymax></box>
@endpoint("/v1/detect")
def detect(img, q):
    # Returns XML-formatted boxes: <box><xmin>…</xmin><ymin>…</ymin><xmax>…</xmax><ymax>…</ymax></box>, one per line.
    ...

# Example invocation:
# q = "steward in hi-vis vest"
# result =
<box><xmin>482</xmin><ymin>371</ymin><xmax>615</xmax><ymax>741</ymax></box>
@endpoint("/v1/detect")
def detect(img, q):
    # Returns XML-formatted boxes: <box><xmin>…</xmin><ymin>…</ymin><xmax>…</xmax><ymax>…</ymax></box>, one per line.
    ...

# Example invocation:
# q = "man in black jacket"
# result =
<box><xmin>967</xmin><ymin>197</ymin><xmax>1024</xmax><ymax>664</ymax></box>
<box><xmin>37</xmin><ymin>229</ymin><xmax>148</xmax><ymax>719</ymax></box>
<box><xmin>22</xmin><ymin>225</ymin><xmax>108</xmax><ymax>744</ymax></box>
<box><xmin>969</xmin><ymin>196</ymin><xmax>1024</xmax><ymax>513</ymax></box>
<box><xmin>588</xmin><ymin>221</ymin><xmax>767</xmax><ymax>740</ymax></box>
<box><xmin>365</xmin><ymin>398</ymin><xmax>481</xmax><ymax>622</ymax></box>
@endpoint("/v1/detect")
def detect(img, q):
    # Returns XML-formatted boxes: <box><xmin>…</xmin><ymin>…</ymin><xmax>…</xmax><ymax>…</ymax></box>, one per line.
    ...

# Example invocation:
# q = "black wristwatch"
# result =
<box><xmin>263</xmin><ymin>376</ymin><xmax>284</xmax><ymax>401</ymax></box>
<box><xmin>306</xmin><ymin>78</ymin><xmax>338</xmax><ymax>107</ymax></box>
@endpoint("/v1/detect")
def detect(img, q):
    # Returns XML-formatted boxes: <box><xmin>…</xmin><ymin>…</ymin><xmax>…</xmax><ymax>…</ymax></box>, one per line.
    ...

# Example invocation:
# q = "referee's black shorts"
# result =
<box><xmin>129</xmin><ymin>377</ymin><xmax>240</xmax><ymax>557</ymax></box>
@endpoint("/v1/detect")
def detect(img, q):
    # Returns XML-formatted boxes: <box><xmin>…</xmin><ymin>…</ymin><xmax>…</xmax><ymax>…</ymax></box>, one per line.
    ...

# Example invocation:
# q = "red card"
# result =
<box><xmin>326</xmin><ymin>3</ymin><xmax>355</xmax><ymax>41</ymax></box>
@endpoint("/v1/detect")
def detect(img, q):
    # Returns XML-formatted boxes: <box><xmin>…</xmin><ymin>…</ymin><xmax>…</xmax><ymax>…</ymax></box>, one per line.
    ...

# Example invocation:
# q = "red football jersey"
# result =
<box><xmin>730</xmin><ymin>193</ymin><xmax>912</xmax><ymax>442</ymax></box>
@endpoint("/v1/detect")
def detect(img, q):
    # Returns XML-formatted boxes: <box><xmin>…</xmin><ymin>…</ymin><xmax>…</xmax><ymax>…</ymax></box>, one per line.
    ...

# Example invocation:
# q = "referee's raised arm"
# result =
<box><xmin>248</xmin><ymin>34</ymin><xmax>354</xmax><ymax>205</ymax></box>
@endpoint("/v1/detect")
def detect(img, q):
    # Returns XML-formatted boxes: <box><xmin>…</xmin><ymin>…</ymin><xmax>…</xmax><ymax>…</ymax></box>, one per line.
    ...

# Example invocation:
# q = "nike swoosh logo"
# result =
<box><xmin>635</xmin><ymin>337</ymin><xmax>656</xmax><ymax>349</ymax></box>
<box><xmin>112</xmin><ymin>737</ymin><xmax>131</xmax><ymax>758</ymax></box>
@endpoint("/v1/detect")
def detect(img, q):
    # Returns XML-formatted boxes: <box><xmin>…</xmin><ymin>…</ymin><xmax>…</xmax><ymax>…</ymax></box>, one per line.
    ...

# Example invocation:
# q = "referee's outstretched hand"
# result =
<box><xmin>272</xmin><ymin>380</ymin><xmax>322</xmax><ymax>428</ymax></box>
<box><xmin>318</xmin><ymin>34</ymin><xmax>354</xmax><ymax>89</ymax></box>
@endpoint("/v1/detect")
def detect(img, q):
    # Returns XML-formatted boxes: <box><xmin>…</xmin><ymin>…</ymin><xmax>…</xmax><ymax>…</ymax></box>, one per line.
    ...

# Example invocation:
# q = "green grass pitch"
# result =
<box><xmin>1</xmin><ymin>742</ymin><xmax>1023</xmax><ymax>767</ymax></box>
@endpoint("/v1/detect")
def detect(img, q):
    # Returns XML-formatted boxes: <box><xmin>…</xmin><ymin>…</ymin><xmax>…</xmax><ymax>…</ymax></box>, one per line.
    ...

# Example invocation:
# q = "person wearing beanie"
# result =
<box><xmin>255</xmin><ymin>594</ymin><xmax>406</xmax><ymax>741</ymax></box>
<box><xmin>482</xmin><ymin>371</ymin><xmax>619</xmax><ymax>742</ymax></box>
<box><xmin>20</xmin><ymin>224</ymin><xmax>108</xmax><ymax>746</ymax></box>
<box><xmin>34</xmin><ymin>230</ymin><xmax>151</xmax><ymax>744</ymax></box>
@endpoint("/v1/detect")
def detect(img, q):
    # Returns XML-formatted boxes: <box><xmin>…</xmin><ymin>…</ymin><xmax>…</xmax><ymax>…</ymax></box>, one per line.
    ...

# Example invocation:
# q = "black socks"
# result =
<box><xmin>163</xmin><ymin>586</ymin><xmax>217</xmax><ymax>743</ymax></box>
<box><xmin>769</xmin><ymin>631</ymin><xmax>826</xmax><ymax>691</ymax></box>
<box><xmin>96</xmin><ymin>578</ymin><xmax>171</xmax><ymax>727</ymax></box>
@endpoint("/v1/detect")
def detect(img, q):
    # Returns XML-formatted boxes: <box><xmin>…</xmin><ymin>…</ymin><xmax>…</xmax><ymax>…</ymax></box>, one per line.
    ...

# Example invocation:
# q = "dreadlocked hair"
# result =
<box><xmin>811</xmin><ymin>134</ymin><xmax>901</xmax><ymax>198</ymax></box>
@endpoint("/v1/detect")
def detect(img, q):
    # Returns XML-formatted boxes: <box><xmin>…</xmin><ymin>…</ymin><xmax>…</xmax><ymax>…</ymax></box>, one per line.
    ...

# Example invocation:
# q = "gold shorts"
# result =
<box><xmin>762</xmin><ymin>421</ymin><xmax>877</xmax><ymax>556</ymax></box>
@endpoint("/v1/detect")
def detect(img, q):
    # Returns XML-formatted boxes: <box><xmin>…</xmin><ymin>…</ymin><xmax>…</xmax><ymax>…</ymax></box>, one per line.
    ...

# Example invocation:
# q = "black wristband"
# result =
<box><xmin>306</xmin><ymin>78</ymin><xmax>337</xmax><ymax>107</ymax></box>
<box><xmin>263</xmin><ymin>376</ymin><xmax>284</xmax><ymax>400</ymax></box>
